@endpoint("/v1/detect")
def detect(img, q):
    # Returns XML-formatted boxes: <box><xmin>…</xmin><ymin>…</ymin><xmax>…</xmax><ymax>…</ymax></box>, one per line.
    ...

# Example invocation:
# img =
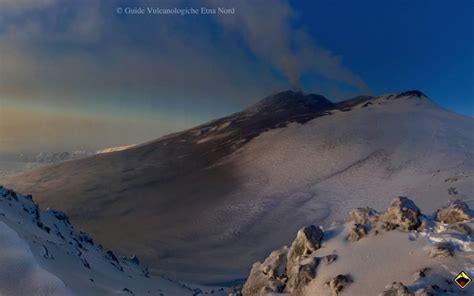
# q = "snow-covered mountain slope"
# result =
<box><xmin>96</xmin><ymin>145</ymin><xmax>136</xmax><ymax>154</ymax></box>
<box><xmin>2</xmin><ymin>90</ymin><xmax>473</xmax><ymax>284</ymax></box>
<box><xmin>240</xmin><ymin>197</ymin><xmax>474</xmax><ymax>295</ymax></box>
<box><xmin>0</xmin><ymin>186</ymin><xmax>224</xmax><ymax>296</ymax></box>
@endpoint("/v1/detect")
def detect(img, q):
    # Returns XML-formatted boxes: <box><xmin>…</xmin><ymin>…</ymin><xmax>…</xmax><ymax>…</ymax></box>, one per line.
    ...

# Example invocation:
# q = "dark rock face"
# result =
<box><xmin>435</xmin><ymin>200</ymin><xmax>472</xmax><ymax>224</ymax></box>
<box><xmin>382</xmin><ymin>197</ymin><xmax>422</xmax><ymax>231</ymax></box>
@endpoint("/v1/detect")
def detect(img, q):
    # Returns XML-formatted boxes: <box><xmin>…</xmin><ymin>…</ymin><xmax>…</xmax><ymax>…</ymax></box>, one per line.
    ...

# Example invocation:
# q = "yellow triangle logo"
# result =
<box><xmin>454</xmin><ymin>271</ymin><xmax>472</xmax><ymax>289</ymax></box>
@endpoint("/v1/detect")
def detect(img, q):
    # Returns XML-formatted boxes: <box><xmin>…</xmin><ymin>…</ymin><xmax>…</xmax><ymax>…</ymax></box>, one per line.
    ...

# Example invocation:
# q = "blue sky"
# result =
<box><xmin>294</xmin><ymin>0</ymin><xmax>473</xmax><ymax>115</ymax></box>
<box><xmin>0</xmin><ymin>0</ymin><xmax>472</xmax><ymax>152</ymax></box>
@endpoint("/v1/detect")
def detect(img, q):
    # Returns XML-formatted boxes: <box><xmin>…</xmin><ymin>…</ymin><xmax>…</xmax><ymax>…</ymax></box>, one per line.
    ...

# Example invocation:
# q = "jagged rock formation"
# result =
<box><xmin>241</xmin><ymin>197</ymin><xmax>473</xmax><ymax>295</ymax></box>
<box><xmin>241</xmin><ymin>248</ymin><xmax>288</xmax><ymax>295</ymax></box>
<box><xmin>287</xmin><ymin>225</ymin><xmax>324</xmax><ymax>269</ymax></box>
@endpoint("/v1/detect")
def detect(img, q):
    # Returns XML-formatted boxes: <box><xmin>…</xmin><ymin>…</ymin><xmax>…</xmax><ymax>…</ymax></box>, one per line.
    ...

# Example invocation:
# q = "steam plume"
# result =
<box><xmin>209</xmin><ymin>0</ymin><xmax>368</xmax><ymax>92</ymax></box>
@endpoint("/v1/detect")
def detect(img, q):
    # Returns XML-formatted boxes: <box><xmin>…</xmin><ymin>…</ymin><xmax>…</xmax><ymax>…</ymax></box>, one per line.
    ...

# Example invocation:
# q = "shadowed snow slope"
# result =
<box><xmin>0</xmin><ymin>186</ymin><xmax>224</xmax><ymax>296</ymax></box>
<box><xmin>2</xmin><ymin>90</ymin><xmax>473</xmax><ymax>284</ymax></box>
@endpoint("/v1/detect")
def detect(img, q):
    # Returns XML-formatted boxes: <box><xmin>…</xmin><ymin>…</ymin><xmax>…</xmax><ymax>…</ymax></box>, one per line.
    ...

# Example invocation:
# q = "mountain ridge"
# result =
<box><xmin>0</xmin><ymin>185</ymin><xmax>224</xmax><ymax>295</ymax></box>
<box><xmin>2</xmin><ymin>89</ymin><xmax>472</xmax><ymax>284</ymax></box>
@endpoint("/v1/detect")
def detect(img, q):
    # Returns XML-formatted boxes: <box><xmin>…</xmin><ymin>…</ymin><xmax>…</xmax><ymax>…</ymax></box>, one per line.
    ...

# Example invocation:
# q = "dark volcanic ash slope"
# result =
<box><xmin>2</xmin><ymin>90</ymin><xmax>473</xmax><ymax>284</ymax></box>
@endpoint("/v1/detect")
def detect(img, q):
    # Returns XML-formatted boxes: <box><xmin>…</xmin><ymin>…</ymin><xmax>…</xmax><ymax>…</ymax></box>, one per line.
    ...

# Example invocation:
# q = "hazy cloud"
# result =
<box><xmin>0</xmin><ymin>0</ymin><xmax>368</xmax><ymax>105</ymax></box>
<box><xmin>0</xmin><ymin>0</ymin><xmax>369</xmax><ymax>152</ymax></box>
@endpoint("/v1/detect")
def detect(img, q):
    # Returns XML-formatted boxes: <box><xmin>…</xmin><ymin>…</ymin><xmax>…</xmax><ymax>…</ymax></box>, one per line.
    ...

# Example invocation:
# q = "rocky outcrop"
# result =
<box><xmin>435</xmin><ymin>199</ymin><xmax>472</xmax><ymax>224</ymax></box>
<box><xmin>345</xmin><ymin>223</ymin><xmax>367</xmax><ymax>242</ymax></box>
<box><xmin>381</xmin><ymin>197</ymin><xmax>422</xmax><ymax>231</ymax></box>
<box><xmin>287</xmin><ymin>226</ymin><xmax>323</xmax><ymax>264</ymax></box>
<box><xmin>241</xmin><ymin>197</ymin><xmax>473</xmax><ymax>296</ymax></box>
<box><xmin>286</xmin><ymin>226</ymin><xmax>323</xmax><ymax>293</ymax></box>
<box><xmin>241</xmin><ymin>247</ymin><xmax>288</xmax><ymax>295</ymax></box>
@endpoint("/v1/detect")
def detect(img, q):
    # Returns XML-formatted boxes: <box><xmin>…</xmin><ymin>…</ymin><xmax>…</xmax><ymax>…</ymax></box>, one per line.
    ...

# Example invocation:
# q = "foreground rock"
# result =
<box><xmin>287</xmin><ymin>225</ymin><xmax>323</xmax><ymax>269</ymax></box>
<box><xmin>241</xmin><ymin>247</ymin><xmax>288</xmax><ymax>295</ymax></box>
<box><xmin>241</xmin><ymin>197</ymin><xmax>474</xmax><ymax>295</ymax></box>
<box><xmin>345</xmin><ymin>223</ymin><xmax>367</xmax><ymax>242</ymax></box>
<box><xmin>381</xmin><ymin>197</ymin><xmax>422</xmax><ymax>231</ymax></box>
<box><xmin>436</xmin><ymin>199</ymin><xmax>472</xmax><ymax>224</ymax></box>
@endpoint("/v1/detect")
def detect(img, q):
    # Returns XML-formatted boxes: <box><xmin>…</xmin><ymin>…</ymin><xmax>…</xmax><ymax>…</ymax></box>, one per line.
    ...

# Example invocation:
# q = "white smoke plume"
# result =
<box><xmin>209</xmin><ymin>0</ymin><xmax>368</xmax><ymax>92</ymax></box>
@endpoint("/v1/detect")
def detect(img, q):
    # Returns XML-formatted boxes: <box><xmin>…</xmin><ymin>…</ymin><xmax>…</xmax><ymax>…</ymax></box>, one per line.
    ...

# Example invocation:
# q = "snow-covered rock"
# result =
<box><xmin>241</xmin><ymin>247</ymin><xmax>288</xmax><ymax>295</ymax></box>
<box><xmin>287</xmin><ymin>225</ymin><xmax>324</xmax><ymax>268</ymax></box>
<box><xmin>436</xmin><ymin>199</ymin><xmax>472</xmax><ymax>224</ymax></box>
<box><xmin>345</xmin><ymin>223</ymin><xmax>367</xmax><ymax>242</ymax></box>
<box><xmin>381</xmin><ymin>197</ymin><xmax>422</xmax><ymax>231</ymax></box>
<box><xmin>241</xmin><ymin>197</ymin><xmax>474</xmax><ymax>295</ymax></box>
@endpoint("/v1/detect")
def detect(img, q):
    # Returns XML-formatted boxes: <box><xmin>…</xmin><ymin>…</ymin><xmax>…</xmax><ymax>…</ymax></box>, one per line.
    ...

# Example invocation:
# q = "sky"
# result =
<box><xmin>0</xmin><ymin>0</ymin><xmax>472</xmax><ymax>153</ymax></box>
